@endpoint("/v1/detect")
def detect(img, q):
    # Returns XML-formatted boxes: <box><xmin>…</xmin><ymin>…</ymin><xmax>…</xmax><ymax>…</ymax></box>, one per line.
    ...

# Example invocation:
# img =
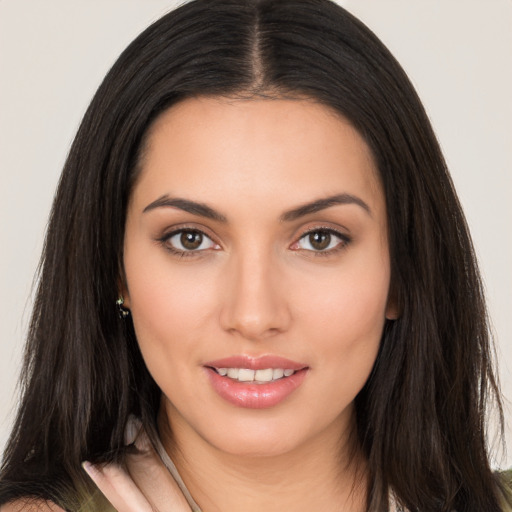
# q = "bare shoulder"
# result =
<box><xmin>1</xmin><ymin>500</ymin><xmax>65</xmax><ymax>512</ymax></box>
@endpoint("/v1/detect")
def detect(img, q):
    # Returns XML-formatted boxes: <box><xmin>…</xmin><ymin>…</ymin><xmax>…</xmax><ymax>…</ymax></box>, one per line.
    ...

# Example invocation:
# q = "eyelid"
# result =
<box><xmin>157</xmin><ymin>224</ymin><xmax>221</xmax><ymax>256</ymax></box>
<box><xmin>159</xmin><ymin>222</ymin><xmax>220</xmax><ymax>242</ymax></box>
<box><xmin>290</xmin><ymin>226</ymin><xmax>351</xmax><ymax>254</ymax></box>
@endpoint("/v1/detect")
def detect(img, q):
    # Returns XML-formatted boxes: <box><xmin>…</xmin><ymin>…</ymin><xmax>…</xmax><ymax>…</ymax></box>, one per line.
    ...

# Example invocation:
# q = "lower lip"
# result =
<box><xmin>205</xmin><ymin>367</ymin><xmax>308</xmax><ymax>409</ymax></box>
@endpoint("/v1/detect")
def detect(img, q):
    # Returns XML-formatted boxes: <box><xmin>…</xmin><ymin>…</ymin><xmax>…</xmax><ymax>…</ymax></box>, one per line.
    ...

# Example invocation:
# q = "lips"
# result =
<box><xmin>204</xmin><ymin>355</ymin><xmax>309</xmax><ymax>409</ymax></box>
<box><xmin>205</xmin><ymin>355</ymin><xmax>307</xmax><ymax>371</ymax></box>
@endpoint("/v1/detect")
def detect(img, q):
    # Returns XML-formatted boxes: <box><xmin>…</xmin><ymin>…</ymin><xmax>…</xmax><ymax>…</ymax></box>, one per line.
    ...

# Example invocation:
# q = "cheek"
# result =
<box><xmin>294</xmin><ymin>251</ymin><xmax>390</xmax><ymax>380</ymax></box>
<box><xmin>122</xmin><ymin>236</ymin><xmax>220</xmax><ymax>370</ymax></box>
<box><xmin>304</xmin><ymin>283</ymin><xmax>387</xmax><ymax>411</ymax></box>
<box><xmin>126</xmin><ymin>265</ymin><xmax>217</xmax><ymax>349</ymax></box>
<box><xmin>298</xmin><ymin>256</ymin><xmax>390</xmax><ymax>339</ymax></box>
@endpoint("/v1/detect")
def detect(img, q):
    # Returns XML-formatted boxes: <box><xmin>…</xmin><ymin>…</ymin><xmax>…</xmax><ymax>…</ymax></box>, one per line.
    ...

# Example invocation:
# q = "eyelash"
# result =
<box><xmin>157</xmin><ymin>228</ymin><xmax>219</xmax><ymax>258</ymax></box>
<box><xmin>294</xmin><ymin>227</ymin><xmax>351</xmax><ymax>257</ymax></box>
<box><xmin>157</xmin><ymin>227</ymin><xmax>351</xmax><ymax>258</ymax></box>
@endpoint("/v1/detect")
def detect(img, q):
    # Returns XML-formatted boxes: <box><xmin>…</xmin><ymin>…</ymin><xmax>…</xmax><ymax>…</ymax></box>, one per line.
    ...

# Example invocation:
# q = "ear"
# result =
<box><xmin>118</xmin><ymin>276</ymin><xmax>131</xmax><ymax>308</ymax></box>
<box><xmin>385</xmin><ymin>301</ymin><xmax>399</xmax><ymax>320</ymax></box>
<box><xmin>385</xmin><ymin>283</ymin><xmax>400</xmax><ymax>320</ymax></box>
<box><xmin>121</xmin><ymin>291</ymin><xmax>131</xmax><ymax>309</ymax></box>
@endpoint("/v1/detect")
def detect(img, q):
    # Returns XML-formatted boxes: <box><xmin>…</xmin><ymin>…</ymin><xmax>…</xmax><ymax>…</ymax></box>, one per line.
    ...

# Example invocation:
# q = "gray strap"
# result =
<box><xmin>153</xmin><ymin>434</ymin><xmax>203</xmax><ymax>512</ymax></box>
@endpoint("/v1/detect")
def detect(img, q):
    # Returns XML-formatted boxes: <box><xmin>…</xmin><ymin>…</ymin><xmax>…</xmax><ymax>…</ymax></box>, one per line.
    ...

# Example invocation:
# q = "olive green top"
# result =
<box><xmin>76</xmin><ymin>468</ymin><xmax>512</xmax><ymax>511</ymax></box>
<box><xmin>498</xmin><ymin>469</ymin><xmax>512</xmax><ymax>512</ymax></box>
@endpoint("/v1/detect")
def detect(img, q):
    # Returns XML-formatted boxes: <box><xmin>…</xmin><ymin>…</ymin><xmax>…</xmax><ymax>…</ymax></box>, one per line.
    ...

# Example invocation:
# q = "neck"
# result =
<box><xmin>157</xmin><ymin>403</ymin><xmax>368</xmax><ymax>512</ymax></box>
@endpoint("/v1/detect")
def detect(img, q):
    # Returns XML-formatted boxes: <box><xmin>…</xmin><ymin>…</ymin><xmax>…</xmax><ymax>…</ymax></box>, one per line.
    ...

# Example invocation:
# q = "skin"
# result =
<box><xmin>6</xmin><ymin>97</ymin><xmax>397</xmax><ymax>511</ymax></box>
<box><xmin>119</xmin><ymin>97</ymin><xmax>395</xmax><ymax>511</ymax></box>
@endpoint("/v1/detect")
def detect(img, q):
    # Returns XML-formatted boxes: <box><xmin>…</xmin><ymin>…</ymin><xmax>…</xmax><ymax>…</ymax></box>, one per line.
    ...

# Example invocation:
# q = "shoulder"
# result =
<box><xmin>1</xmin><ymin>500</ymin><xmax>65</xmax><ymax>512</ymax></box>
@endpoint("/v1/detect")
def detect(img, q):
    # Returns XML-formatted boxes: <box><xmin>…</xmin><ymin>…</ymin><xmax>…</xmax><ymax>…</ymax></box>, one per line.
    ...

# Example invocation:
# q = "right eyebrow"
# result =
<box><xmin>142</xmin><ymin>195</ymin><xmax>228</xmax><ymax>223</ymax></box>
<box><xmin>280</xmin><ymin>193</ymin><xmax>371</xmax><ymax>221</ymax></box>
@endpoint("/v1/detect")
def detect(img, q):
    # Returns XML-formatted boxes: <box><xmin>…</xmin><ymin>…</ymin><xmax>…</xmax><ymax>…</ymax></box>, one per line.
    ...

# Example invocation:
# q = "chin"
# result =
<box><xmin>175</xmin><ymin>402</ymin><xmax>350</xmax><ymax>461</ymax></box>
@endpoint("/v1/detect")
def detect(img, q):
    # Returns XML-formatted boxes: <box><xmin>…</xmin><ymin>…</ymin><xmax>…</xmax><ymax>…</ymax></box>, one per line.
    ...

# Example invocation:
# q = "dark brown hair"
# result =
<box><xmin>0</xmin><ymin>1</ymin><xmax>507</xmax><ymax>510</ymax></box>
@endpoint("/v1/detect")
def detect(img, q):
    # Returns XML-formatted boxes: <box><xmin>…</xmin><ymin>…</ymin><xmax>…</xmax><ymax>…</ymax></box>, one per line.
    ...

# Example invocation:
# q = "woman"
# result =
<box><xmin>1</xmin><ymin>0</ymin><xmax>510</xmax><ymax>510</ymax></box>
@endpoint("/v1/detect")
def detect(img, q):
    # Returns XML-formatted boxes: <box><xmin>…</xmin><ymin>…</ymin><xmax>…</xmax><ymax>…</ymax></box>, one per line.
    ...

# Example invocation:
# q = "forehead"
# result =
<box><xmin>133</xmin><ymin>97</ymin><xmax>383</xmax><ymax>216</ymax></box>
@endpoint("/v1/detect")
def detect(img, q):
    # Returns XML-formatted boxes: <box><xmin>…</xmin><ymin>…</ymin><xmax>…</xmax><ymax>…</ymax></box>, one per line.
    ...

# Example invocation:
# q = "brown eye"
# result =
<box><xmin>295</xmin><ymin>229</ymin><xmax>349</xmax><ymax>253</ymax></box>
<box><xmin>181</xmin><ymin>231</ymin><xmax>203</xmax><ymax>250</ymax></box>
<box><xmin>165</xmin><ymin>229</ymin><xmax>218</xmax><ymax>253</ymax></box>
<box><xmin>308</xmin><ymin>231</ymin><xmax>331</xmax><ymax>251</ymax></box>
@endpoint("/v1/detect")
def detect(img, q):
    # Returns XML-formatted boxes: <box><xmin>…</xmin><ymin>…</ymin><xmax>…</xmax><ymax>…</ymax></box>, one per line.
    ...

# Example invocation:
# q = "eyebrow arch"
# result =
<box><xmin>280</xmin><ymin>193</ymin><xmax>371</xmax><ymax>222</ymax></box>
<box><xmin>143</xmin><ymin>195</ymin><xmax>228</xmax><ymax>222</ymax></box>
<box><xmin>142</xmin><ymin>192</ymin><xmax>370</xmax><ymax>223</ymax></box>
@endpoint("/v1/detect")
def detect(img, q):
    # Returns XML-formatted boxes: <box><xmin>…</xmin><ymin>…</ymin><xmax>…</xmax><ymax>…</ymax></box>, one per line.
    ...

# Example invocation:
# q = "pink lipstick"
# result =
<box><xmin>204</xmin><ymin>355</ymin><xmax>309</xmax><ymax>409</ymax></box>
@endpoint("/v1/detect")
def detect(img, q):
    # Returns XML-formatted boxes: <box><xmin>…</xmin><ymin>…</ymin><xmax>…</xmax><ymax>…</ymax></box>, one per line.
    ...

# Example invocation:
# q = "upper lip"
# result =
<box><xmin>204</xmin><ymin>355</ymin><xmax>308</xmax><ymax>371</ymax></box>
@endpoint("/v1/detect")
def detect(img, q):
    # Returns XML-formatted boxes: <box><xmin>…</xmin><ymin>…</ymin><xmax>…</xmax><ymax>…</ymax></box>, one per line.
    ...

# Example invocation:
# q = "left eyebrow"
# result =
<box><xmin>280</xmin><ymin>193</ymin><xmax>371</xmax><ymax>222</ymax></box>
<box><xmin>142</xmin><ymin>195</ymin><xmax>228</xmax><ymax>222</ymax></box>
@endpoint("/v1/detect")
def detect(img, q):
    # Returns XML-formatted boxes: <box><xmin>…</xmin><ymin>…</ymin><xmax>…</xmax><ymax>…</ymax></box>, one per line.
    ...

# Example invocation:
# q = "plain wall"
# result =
<box><xmin>1</xmin><ymin>0</ymin><xmax>511</xmax><ymax>467</ymax></box>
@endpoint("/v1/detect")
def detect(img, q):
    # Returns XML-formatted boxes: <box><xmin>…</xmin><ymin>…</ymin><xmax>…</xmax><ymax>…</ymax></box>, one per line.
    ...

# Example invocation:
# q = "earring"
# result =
<box><xmin>116</xmin><ymin>297</ymin><xmax>130</xmax><ymax>319</ymax></box>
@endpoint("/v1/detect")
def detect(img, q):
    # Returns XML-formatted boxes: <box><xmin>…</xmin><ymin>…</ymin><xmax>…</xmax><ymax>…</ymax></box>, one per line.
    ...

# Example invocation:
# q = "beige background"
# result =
<box><xmin>1</xmin><ymin>0</ymin><xmax>511</xmax><ymax>467</ymax></box>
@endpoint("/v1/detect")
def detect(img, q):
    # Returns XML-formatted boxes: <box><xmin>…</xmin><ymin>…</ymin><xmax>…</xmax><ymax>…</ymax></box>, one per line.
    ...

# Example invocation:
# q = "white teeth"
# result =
<box><xmin>227</xmin><ymin>368</ymin><xmax>239</xmax><ymax>379</ymax></box>
<box><xmin>238</xmin><ymin>369</ymin><xmax>255</xmax><ymax>382</ymax></box>
<box><xmin>215</xmin><ymin>367</ymin><xmax>297</xmax><ymax>383</ymax></box>
<box><xmin>255</xmin><ymin>368</ymin><xmax>274</xmax><ymax>382</ymax></box>
<box><xmin>272</xmin><ymin>368</ymin><xmax>284</xmax><ymax>379</ymax></box>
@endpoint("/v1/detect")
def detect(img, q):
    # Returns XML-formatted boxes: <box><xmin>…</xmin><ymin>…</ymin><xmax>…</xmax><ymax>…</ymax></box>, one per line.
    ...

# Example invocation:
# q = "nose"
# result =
<box><xmin>219</xmin><ymin>249</ymin><xmax>291</xmax><ymax>341</ymax></box>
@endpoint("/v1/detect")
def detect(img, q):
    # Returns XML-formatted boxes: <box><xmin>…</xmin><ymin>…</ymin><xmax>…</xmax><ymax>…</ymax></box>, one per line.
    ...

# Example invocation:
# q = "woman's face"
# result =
<box><xmin>123</xmin><ymin>97</ymin><xmax>396</xmax><ymax>457</ymax></box>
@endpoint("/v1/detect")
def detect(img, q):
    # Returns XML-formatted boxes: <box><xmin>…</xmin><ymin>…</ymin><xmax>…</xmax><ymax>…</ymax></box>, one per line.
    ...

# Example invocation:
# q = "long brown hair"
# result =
<box><xmin>0</xmin><ymin>1</ymin><xmax>507</xmax><ymax>510</ymax></box>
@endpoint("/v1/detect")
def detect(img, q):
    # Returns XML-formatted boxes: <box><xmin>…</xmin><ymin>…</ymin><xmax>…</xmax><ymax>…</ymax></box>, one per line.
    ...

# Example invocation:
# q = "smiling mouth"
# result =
<box><xmin>204</xmin><ymin>357</ymin><xmax>309</xmax><ymax>408</ymax></box>
<box><xmin>210</xmin><ymin>367</ymin><xmax>297</xmax><ymax>384</ymax></box>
